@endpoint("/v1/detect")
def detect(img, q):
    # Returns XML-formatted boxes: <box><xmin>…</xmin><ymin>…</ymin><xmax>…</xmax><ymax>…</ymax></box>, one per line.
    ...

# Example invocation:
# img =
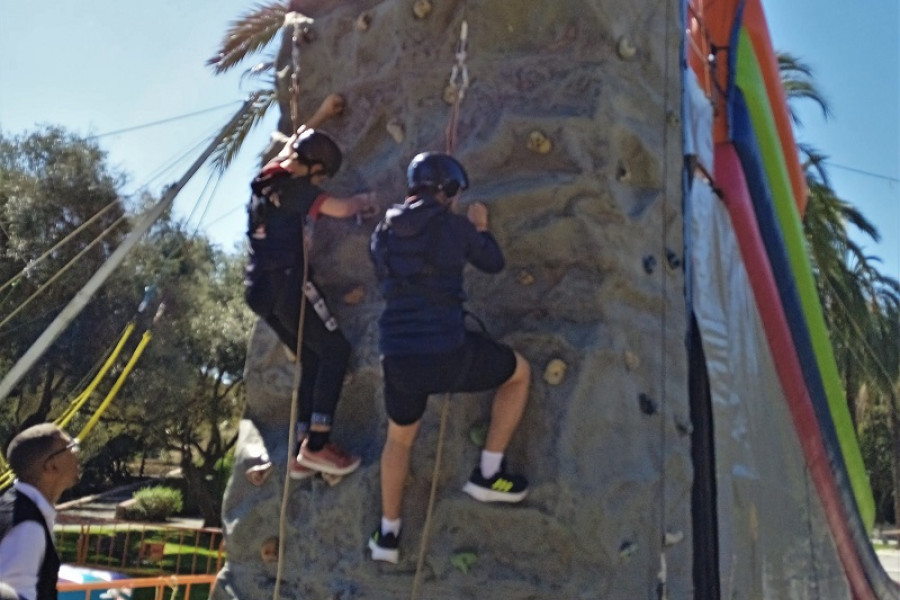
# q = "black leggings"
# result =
<box><xmin>245</xmin><ymin>267</ymin><xmax>350</xmax><ymax>427</ymax></box>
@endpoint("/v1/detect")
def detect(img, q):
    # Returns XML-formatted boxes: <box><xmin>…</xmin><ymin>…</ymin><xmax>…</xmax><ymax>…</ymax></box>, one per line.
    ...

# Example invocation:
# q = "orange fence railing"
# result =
<box><xmin>56</xmin><ymin>521</ymin><xmax>224</xmax><ymax>576</ymax></box>
<box><xmin>58</xmin><ymin>574</ymin><xmax>216</xmax><ymax>600</ymax></box>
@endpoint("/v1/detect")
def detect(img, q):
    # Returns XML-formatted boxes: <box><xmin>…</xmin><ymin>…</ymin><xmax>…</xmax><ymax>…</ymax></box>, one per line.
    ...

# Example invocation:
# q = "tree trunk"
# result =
<box><xmin>181</xmin><ymin>455</ymin><xmax>222</xmax><ymax>528</ymax></box>
<box><xmin>891</xmin><ymin>407</ymin><xmax>900</xmax><ymax>525</ymax></box>
<box><xmin>21</xmin><ymin>365</ymin><xmax>57</xmax><ymax>429</ymax></box>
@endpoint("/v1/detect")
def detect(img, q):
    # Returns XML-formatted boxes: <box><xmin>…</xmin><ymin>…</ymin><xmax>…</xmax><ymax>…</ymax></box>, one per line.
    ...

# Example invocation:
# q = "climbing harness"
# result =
<box><xmin>303</xmin><ymin>281</ymin><xmax>338</xmax><ymax>331</ymax></box>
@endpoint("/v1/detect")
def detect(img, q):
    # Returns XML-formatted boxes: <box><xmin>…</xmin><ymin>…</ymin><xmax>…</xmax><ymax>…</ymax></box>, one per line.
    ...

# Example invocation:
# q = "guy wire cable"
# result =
<box><xmin>0</xmin><ymin>199</ymin><xmax>120</xmax><ymax>297</ymax></box>
<box><xmin>0</xmin><ymin>212</ymin><xmax>129</xmax><ymax>332</ymax></box>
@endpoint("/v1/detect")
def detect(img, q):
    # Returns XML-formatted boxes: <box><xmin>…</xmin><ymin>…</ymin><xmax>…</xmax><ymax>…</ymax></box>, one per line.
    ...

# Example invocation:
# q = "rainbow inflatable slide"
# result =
<box><xmin>684</xmin><ymin>0</ymin><xmax>899</xmax><ymax>597</ymax></box>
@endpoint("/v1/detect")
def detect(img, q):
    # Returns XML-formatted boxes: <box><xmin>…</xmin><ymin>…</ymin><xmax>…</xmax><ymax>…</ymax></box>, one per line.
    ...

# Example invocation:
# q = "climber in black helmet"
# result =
<box><xmin>244</xmin><ymin>125</ymin><xmax>376</xmax><ymax>480</ymax></box>
<box><xmin>367</xmin><ymin>152</ymin><xmax>532</xmax><ymax>563</ymax></box>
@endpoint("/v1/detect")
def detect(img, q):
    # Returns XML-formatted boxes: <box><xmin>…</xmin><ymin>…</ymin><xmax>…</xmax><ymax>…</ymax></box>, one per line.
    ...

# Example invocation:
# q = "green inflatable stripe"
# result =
<box><xmin>734</xmin><ymin>28</ymin><xmax>875</xmax><ymax>530</ymax></box>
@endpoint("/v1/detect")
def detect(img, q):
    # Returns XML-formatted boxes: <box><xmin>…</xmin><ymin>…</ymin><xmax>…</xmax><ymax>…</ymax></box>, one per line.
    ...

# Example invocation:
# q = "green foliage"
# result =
<box><xmin>0</xmin><ymin>126</ymin><xmax>135</xmax><ymax>428</ymax></box>
<box><xmin>213</xmin><ymin>448</ymin><xmax>236</xmax><ymax>500</ymax></box>
<box><xmin>128</xmin><ymin>486</ymin><xmax>184</xmax><ymax>522</ymax></box>
<box><xmin>859</xmin><ymin>403</ymin><xmax>895</xmax><ymax>524</ymax></box>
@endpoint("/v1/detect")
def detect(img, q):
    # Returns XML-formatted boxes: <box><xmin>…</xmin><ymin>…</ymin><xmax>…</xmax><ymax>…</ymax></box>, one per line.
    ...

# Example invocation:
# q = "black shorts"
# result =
<box><xmin>381</xmin><ymin>331</ymin><xmax>517</xmax><ymax>425</ymax></box>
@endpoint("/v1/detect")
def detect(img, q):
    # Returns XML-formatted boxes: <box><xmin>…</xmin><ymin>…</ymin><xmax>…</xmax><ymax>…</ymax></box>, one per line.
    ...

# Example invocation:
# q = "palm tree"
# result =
<box><xmin>206</xmin><ymin>1</ymin><xmax>291</xmax><ymax>171</ymax></box>
<box><xmin>781</xmin><ymin>51</ymin><xmax>900</xmax><ymax>521</ymax></box>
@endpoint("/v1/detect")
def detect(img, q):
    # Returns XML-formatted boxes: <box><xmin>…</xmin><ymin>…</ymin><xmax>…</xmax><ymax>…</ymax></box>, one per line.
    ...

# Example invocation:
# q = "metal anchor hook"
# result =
<box><xmin>448</xmin><ymin>21</ymin><xmax>470</xmax><ymax>101</ymax></box>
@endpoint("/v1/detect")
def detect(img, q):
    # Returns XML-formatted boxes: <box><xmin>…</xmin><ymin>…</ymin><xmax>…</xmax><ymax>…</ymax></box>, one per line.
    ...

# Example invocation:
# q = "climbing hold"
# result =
<box><xmin>386</xmin><ymin>118</ymin><xmax>405</xmax><ymax>143</ymax></box>
<box><xmin>343</xmin><ymin>286</ymin><xmax>365</xmax><ymax>305</ymax></box>
<box><xmin>665</xmin><ymin>248</ymin><xmax>682</xmax><ymax>272</ymax></box>
<box><xmin>245</xmin><ymin>461</ymin><xmax>273</xmax><ymax>486</ymax></box>
<box><xmin>617</xmin><ymin>36</ymin><xmax>637</xmax><ymax>60</ymax></box>
<box><xmin>526</xmin><ymin>130</ymin><xmax>552</xmax><ymax>154</ymax></box>
<box><xmin>623</xmin><ymin>350</ymin><xmax>640</xmax><ymax>371</ymax></box>
<box><xmin>468</xmin><ymin>422</ymin><xmax>488</xmax><ymax>447</ymax></box>
<box><xmin>642</xmin><ymin>255</ymin><xmax>656</xmax><ymax>274</ymax></box>
<box><xmin>356</xmin><ymin>12</ymin><xmax>372</xmax><ymax>31</ymax></box>
<box><xmin>450</xmin><ymin>551</ymin><xmax>478</xmax><ymax>574</ymax></box>
<box><xmin>638</xmin><ymin>393</ymin><xmax>657</xmax><ymax>415</ymax></box>
<box><xmin>516</xmin><ymin>270</ymin><xmax>535</xmax><ymax>286</ymax></box>
<box><xmin>674</xmin><ymin>414</ymin><xmax>692</xmax><ymax>436</ymax></box>
<box><xmin>618</xmin><ymin>540</ymin><xmax>637</xmax><ymax>560</ymax></box>
<box><xmin>616</xmin><ymin>160</ymin><xmax>631</xmax><ymax>182</ymax></box>
<box><xmin>664</xmin><ymin>531</ymin><xmax>684</xmax><ymax>546</ymax></box>
<box><xmin>543</xmin><ymin>358</ymin><xmax>567</xmax><ymax>385</ymax></box>
<box><xmin>321</xmin><ymin>472</ymin><xmax>344</xmax><ymax>486</ymax></box>
<box><xmin>260</xmin><ymin>538</ymin><xmax>279</xmax><ymax>563</ymax></box>
<box><xmin>413</xmin><ymin>0</ymin><xmax>432</xmax><ymax>19</ymax></box>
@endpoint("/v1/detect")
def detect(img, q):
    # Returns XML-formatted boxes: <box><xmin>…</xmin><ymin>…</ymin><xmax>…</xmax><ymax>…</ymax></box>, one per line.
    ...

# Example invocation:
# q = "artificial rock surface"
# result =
<box><xmin>213</xmin><ymin>0</ymin><xmax>690</xmax><ymax>598</ymax></box>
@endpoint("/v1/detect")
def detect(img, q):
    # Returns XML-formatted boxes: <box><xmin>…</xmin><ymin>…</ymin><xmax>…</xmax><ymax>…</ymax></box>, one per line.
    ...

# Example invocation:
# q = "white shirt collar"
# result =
<box><xmin>12</xmin><ymin>480</ymin><xmax>57</xmax><ymax>530</ymax></box>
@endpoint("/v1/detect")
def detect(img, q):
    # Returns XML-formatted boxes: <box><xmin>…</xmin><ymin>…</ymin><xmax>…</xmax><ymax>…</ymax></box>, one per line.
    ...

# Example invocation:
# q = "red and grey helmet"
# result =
<box><xmin>292</xmin><ymin>129</ymin><xmax>343</xmax><ymax>177</ymax></box>
<box><xmin>406</xmin><ymin>152</ymin><xmax>469</xmax><ymax>196</ymax></box>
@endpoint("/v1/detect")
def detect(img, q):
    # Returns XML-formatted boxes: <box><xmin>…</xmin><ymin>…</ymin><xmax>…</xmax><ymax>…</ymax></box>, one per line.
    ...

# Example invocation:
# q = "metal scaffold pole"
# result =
<box><xmin>0</xmin><ymin>95</ymin><xmax>257</xmax><ymax>404</ymax></box>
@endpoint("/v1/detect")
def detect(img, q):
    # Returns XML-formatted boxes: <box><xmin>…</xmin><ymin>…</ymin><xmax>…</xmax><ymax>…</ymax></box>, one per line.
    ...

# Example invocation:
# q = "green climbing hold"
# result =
<box><xmin>468</xmin><ymin>422</ymin><xmax>488</xmax><ymax>447</ymax></box>
<box><xmin>451</xmin><ymin>551</ymin><xmax>478</xmax><ymax>574</ymax></box>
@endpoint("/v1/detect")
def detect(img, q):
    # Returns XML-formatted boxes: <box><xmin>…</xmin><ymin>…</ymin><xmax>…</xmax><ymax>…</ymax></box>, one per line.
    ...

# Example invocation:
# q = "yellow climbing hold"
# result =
<box><xmin>543</xmin><ymin>358</ymin><xmax>567</xmax><ymax>385</ymax></box>
<box><xmin>623</xmin><ymin>350</ymin><xmax>640</xmax><ymax>371</ymax></box>
<box><xmin>343</xmin><ymin>286</ymin><xmax>366</xmax><ymax>305</ymax></box>
<box><xmin>356</xmin><ymin>12</ymin><xmax>372</xmax><ymax>31</ymax></box>
<box><xmin>413</xmin><ymin>0</ymin><xmax>432</xmax><ymax>19</ymax></box>
<box><xmin>516</xmin><ymin>270</ymin><xmax>535</xmax><ymax>286</ymax></box>
<box><xmin>527</xmin><ymin>130</ymin><xmax>552</xmax><ymax>154</ymax></box>
<box><xmin>386</xmin><ymin>118</ymin><xmax>405</xmax><ymax>143</ymax></box>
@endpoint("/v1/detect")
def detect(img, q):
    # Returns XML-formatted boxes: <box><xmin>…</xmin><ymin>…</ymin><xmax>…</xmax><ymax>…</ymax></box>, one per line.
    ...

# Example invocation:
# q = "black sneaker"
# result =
<box><xmin>368</xmin><ymin>528</ymin><xmax>400</xmax><ymax>564</ymax></box>
<box><xmin>462</xmin><ymin>464</ymin><xmax>529</xmax><ymax>503</ymax></box>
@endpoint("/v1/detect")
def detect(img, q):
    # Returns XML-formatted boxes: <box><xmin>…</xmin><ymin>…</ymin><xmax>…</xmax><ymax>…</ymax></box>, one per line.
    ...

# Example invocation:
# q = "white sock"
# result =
<box><xmin>480</xmin><ymin>450</ymin><xmax>504</xmax><ymax>479</ymax></box>
<box><xmin>381</xmin><ymin>517</ymin><xmax>401</xmax><ymax>537</ymax></box>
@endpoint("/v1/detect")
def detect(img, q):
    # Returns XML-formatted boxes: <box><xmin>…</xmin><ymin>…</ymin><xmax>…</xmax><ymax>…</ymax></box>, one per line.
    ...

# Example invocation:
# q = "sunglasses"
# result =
<box><xmin>45</xmin><ymin>439</ymin><xmax>81</xmax><ymax>463</ymax></box>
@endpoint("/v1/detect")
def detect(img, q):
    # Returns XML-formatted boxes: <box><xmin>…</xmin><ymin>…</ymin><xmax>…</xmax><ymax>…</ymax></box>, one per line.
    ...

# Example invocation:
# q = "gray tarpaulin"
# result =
<box><xmin>689</xmin><ymin>177</ymin><xmax>850</xmax><ymax>598</ymax></box>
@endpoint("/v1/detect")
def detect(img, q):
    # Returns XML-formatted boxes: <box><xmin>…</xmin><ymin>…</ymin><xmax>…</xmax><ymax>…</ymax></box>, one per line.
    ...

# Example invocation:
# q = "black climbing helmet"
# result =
<box><xmin>406</xmin><ymin>152</ymin><xmax>469</xmax><ymax>197</ymax></box>
<box><xmin>292</xmin><ymin>129</ymin><xmax>343</xmax><ymax>177</ymax></box>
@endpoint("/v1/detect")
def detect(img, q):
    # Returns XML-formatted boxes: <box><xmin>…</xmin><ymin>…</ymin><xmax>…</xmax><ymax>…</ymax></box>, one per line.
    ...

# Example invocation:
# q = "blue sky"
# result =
<box><xmin>1</xmin><ymin>1</ymin><xmax>898</xmax><ymax>276</ymax></box>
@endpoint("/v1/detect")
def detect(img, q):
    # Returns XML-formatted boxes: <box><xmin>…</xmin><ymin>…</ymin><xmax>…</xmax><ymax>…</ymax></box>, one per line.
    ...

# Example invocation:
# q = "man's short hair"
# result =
<box><xmin>6</xmin><ymin>423</ymin><xmax>65</xmax><ymax>478</ymax></box>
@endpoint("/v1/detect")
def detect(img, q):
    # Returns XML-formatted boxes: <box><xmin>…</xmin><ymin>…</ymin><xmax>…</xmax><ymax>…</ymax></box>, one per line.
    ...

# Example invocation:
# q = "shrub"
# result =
<box><xmin>129</xmin><ymin>486</ymin><xmax>184</xmax><ymax>521</ymax></box>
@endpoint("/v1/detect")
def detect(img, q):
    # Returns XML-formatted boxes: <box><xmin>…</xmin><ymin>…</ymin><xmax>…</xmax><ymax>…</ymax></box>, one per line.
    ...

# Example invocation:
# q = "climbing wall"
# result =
<box><xmin>212</xmin><ymin>0</ymin><xmax>690</xmax><ymax>598</ymax></box>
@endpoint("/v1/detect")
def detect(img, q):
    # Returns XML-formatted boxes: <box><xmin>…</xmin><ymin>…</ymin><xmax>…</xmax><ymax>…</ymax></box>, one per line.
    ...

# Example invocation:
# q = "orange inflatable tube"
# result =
<box><xmin>742</xmin><ymin>0</ymin><xmax>809</xmax><ymax>215</ymax></box>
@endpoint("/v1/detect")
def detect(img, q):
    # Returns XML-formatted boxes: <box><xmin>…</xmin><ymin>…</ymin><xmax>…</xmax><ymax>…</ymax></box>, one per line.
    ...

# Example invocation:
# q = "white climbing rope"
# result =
<box><xmin>272</xmin><ymin>239</ymin><xmax>309</xmax><ymax>600</ymax></box>
<box><xmin>410</xmin><ymin>18</ymin><xmax>471</xmax><ymax>599</ymax></box>
<box><xmin>272</xmin><ymin>26</ymin><xmax>310</xmax><ymax>600</ymax></box>
<box><xmin>410</xmin><ymin>395</ymin><xmax>451</xmax><ymax>600</ymax></box>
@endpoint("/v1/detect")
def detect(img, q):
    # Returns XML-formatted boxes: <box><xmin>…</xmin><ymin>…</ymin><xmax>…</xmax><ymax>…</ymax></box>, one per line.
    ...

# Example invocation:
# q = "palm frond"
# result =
<box><xmin>240</xmin><ymin>60</ymin><xmax>278</xmax><ymax>87</ymax></box>
<box><xmin>207</xmin><ymin>2</ymin><xmax>289</xmax><ymax>75</ymax></box>
<box><xmin>800</xmin><ymin>143</ymin><xmax>831</xmax><ymax>188</ymax></box>
<box><xmin>777</xmin><ymin>50</ymin><xmax>832</xmax><ymax>125</ymax></box>
<box><xmin>210</xmin><ymin>90</ymin><xmax>278</xmax><ymax>173</ymax></box>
